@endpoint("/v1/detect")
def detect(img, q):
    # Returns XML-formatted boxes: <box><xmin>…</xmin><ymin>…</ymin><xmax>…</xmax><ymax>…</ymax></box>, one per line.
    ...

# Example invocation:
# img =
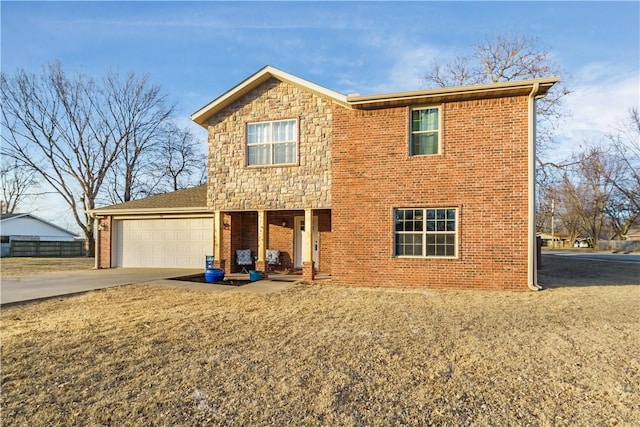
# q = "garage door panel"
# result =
<box><xmin>114</xmin><ymin>218</ymin><xmax>213</xmax><ymax>268</ymax></box>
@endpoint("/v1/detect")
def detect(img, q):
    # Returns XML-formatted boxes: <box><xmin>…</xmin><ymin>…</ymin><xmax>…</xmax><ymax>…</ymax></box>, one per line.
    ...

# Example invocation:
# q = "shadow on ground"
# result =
<box><xmin>538</xmin><ymin>254</ymin><xmax>640</xmax><ymax>288</ymax></box>
<box><xmin>168</xmin><ymin>274</ymin><xmax>252</xmax><ymax>286</ymax></box>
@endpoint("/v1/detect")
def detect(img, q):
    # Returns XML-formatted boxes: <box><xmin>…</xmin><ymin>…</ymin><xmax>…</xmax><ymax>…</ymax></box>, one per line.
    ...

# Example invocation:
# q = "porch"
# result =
<box><xmin>212</xmin><ymin>208</ymin><xmax>331</xmax><ymax>281</ymax></box>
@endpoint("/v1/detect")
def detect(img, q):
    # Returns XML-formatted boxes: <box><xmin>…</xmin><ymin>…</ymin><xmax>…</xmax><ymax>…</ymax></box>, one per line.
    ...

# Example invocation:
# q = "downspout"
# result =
<box><xmin>527</xmin><ymin>83</ymin><xmax>542</xmax><ymax>290</ymax></box>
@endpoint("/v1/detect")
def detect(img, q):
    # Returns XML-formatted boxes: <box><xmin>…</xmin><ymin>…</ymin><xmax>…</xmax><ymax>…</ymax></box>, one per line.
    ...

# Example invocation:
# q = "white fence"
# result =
<box><xmin>597</xmin><ymin>240</ymin><xmax>640</xmax><ymax>252</ymax></box>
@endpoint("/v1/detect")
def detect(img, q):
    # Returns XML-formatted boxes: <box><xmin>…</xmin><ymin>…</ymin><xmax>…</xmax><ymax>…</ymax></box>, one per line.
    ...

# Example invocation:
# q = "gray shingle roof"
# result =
<box><xmin>92</xmin><ymin>184</ymin><xmax>208</xmax><ymax>212</ymax></box>
<box><xmin>0</xmin><ymin>213</ymin><xmax>24</xmax><ymax>220</ymax></box>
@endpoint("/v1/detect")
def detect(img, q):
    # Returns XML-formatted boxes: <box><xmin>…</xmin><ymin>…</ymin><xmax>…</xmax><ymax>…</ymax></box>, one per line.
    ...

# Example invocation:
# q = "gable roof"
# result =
<box><xmin>191</xmin><ymin>65</ymin><xmax>350</xmax><ymax>126</ymax></box>
<box><xmin>89</xmin><ymin>184</ymin><xmax>208</xmax><ymax>215</ymax></box>
<box><xmin>0</xmin><ymin>213</ymin><xmax>79</xmax><ymax>237</ymax></box>
<box><xmin>191</xmin><ymin>65</ymin><xmax>560</xmax><ymax>127</ymax></box>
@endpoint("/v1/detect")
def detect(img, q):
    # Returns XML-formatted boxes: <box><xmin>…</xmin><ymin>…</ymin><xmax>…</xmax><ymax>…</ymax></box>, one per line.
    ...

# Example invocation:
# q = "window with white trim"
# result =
<box><xmin>395</xmin><ymin>208</ymin><xmax>457</xmax><ymax>257</ymax></box>
<box><xmin>246</xmin><ymin>119</ymin><xmax>297</xmax><ymax>166</ymax></box>
<box><xmin>410</xmin><ymin>107</ymin><xmax>440</xmax><ymax>155</ymax></box>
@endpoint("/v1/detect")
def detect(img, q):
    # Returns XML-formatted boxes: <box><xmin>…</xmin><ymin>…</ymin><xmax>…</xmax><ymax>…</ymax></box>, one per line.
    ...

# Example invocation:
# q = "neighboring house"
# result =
<box><xmin>537</xmin><ymin>232</ymin><xmax>568</xmax><ymax>248</ymax></box>
<box><xmin>91</xmin><ymin>66</ymin><xmax>558</xmax><ymax>290</ymax></box>
<box><xmin>624</xmin><ymin>228</ymin><xmax>640</xmax><ymax>241</ymax></box>
<box><xmin>1</xmin><ymin>213</ymin><xmax>79</xmax><ymax>256</ymax></box>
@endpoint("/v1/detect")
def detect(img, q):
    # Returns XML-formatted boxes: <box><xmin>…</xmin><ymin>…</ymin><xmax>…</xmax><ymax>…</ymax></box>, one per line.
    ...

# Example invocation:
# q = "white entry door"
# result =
<box><xmin>294</xmin><ymin>216</ymin><xmax>319</xmax><ymax>269</ymax></box>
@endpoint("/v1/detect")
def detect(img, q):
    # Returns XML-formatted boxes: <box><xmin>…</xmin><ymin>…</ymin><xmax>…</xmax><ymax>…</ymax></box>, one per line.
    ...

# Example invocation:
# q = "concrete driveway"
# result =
<box><xmin>1</xmin><ymin>268</ymin><xmax>201</xmax><ymax>305</ymax></box>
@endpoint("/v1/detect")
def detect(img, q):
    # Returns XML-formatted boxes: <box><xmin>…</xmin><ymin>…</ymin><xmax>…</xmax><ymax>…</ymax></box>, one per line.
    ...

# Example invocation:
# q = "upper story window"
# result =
<box><xmin>410</xmin><ymin>107</ymin><xmax>440</xmax><ymax>155</ymax></box>
<box><xmin>246</xmin><ymin>119</ymin><xmax>297</xmax><ymax>166</ymax></box>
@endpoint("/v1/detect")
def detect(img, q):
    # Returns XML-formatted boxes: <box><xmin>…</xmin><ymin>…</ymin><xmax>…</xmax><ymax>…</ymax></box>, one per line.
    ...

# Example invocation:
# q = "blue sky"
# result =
<box><xmin>1</xmin><ymin>1</ymin><xmax>639</xmax><ymax>230</ymax></box>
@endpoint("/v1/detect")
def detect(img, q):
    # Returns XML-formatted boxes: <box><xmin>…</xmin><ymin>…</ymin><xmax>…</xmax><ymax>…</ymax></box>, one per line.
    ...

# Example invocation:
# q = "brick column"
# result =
<box><xmin>255</xmin><ymin>260</ymin><xmax>268</xmax><ymax>278</ymax></box>
<box><xmin>302</xmin><ymin>261</ymin><xmax>315</xmax><ymax>281</ymax></box>
<box><xmin>97</xmin><ymin>216</ymin><xmax>112</xmax><ymax>269</ymax></box>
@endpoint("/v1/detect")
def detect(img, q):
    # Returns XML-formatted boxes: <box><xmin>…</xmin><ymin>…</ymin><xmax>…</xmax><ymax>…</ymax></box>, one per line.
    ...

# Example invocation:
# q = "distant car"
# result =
<box><xmin>573</xmin><ymin>240</ymin><xmax>592</xmax><ymax>248</ymax></box>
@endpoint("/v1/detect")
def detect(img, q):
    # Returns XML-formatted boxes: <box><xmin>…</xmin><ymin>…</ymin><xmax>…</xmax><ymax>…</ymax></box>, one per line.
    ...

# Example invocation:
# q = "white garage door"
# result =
<box><xmin>114</xmin><ymin>218</ymin><xmax>213</xmax><ymax>268</ymax></box>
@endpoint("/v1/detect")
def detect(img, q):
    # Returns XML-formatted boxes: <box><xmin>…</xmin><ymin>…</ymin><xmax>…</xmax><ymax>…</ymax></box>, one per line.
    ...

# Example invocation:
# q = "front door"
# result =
<box><xmin>294</xmin><ymin>216</ymin><xmax>319</xmax><ymax>269</ymax></box>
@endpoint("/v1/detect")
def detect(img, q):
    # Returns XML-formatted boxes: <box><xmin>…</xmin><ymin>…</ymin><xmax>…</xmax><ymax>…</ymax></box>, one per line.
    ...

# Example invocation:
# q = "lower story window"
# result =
<box><xmin>395</xmin><ymin>208</ymin><xmax>457</xmax><ymax>257</ymax></box>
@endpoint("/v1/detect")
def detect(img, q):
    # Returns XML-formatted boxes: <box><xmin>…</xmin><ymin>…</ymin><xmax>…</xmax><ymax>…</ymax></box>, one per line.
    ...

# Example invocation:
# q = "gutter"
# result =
<box><xmin>86</xmin><ymin>206</ymin><xmax>211</xmax><ymax>216</ymax></box>
<box><xmin>527</xmin><ymin>82</ymin><xmax>543</xmax><ymax>291</ymax></box>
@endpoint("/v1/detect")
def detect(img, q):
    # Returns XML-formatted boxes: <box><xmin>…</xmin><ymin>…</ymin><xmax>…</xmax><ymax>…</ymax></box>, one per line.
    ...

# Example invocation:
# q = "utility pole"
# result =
<box><xmin>551</xmin><ymin>198</ymin><xmax>555</xmax><ymax>248</ymax></box>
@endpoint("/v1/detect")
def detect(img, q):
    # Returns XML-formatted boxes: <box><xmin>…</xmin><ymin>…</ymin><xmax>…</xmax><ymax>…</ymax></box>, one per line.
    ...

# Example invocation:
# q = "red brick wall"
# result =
<box><xmin>317</xmin><ymin>209</ymin><xmax>332</xmax><ymax>274</ymax></box>
<box><xmin>224</xmin><ymin>210</ymin><xmax>332</xmax><ymax>273</ymax></box>
<box><xmin>331</xmin><ymin>96</ymin><xmax>530</xmax><ymax>290</ymax></box>
<box><xmin>97</xmin><ymin>216</ymin><xmax>112</xmax><ymax>269</ymax></box>
<box><xmin>267</xmin><ymin>211</ymin><xmax>297</xmax><ymax>270</ymax></box>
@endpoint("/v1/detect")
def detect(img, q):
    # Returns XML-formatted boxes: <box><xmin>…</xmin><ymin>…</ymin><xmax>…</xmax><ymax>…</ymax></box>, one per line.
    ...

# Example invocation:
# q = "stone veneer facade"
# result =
<box><xmin>205</xmin><ymin>78</ymin><xmax>333</xmax><ymax>211</ymax></box>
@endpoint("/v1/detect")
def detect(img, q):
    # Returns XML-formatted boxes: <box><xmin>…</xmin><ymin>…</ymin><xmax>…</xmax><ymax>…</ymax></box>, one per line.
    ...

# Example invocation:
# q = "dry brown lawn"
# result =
<box><xmin>1</xmin><ymin>257</ymin><xmax>94</xmax><ymax>278</ymax></box>
<box><xmin>1</xmin><ymin>256</ymin><xmax>639</xmax><ymax>426</ymax></box>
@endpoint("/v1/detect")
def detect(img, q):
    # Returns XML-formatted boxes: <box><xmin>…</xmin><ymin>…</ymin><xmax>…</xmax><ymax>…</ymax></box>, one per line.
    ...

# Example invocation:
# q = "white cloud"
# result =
<box><xmin>552</xmin><ymin>64</ymin><xmax>639</xmax><ymax>160</ymax></box>
<box><xmin>380</xmin><ymin>44</ymin><xmax>441</xmax><ymax>93</ymax></box>
<box><xmin>353</xmin><ymin>34</ymin><xmax>442</xmax><ymax>95</ymax></box>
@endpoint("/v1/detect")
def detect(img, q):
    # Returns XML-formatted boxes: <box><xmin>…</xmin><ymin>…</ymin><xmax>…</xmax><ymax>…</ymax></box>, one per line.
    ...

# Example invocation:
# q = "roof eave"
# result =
<box><xmin>89</xmin><ymin>207</ymin><xmax>212</xmax><ymax>216</ymax></box>
<box><xmin>347</xmin><ymin>77</ymin><xmax>560</xmax><ymax>109</ymax></box>
<box><xmin>1</xmin><ymin>213</ymin><xmax>78</xmax><ymax>237</ymax></box>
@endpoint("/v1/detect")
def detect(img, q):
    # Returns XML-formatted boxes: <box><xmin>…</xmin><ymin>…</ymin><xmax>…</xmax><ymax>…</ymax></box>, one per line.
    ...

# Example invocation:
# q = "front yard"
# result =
<box><xmin>0</xmin><ymin>257</ymin><xmax>94</xmax><ymax>278</ymax></box>
<box><xmin>2</xmin><ymin>264</ymin><xmax>639</xmax><ymax>425</ymax></box>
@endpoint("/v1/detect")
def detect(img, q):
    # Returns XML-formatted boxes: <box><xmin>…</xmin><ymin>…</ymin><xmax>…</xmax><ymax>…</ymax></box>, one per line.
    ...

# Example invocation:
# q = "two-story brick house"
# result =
<box><xmin>92</xmin><ymin>66</ymin><xmax>558</xmax><ymax>290</ymax></box>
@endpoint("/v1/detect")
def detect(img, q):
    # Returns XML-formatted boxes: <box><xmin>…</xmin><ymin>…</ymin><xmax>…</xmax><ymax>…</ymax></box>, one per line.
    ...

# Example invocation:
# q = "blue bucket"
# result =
<box><xmin>204</xmin><ymin>268</ymin><xmax>224</xmax><ymax>283</ymax></box>
<box><xmin>249</xmin><ymin>270</ymin><xmax>262</xmax><ymax>282</ymax></box>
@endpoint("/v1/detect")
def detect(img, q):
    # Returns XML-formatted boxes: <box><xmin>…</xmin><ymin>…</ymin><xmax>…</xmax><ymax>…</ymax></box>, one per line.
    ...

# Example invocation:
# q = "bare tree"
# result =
<box><xmin>605</xmin><ymin>108</ymin><xmax>640</xmax><ymax>212</ymax></box>
<box><xmin>425</xmin><ymin>34</ymin><xmax>571</xmax><ymax>151</ymax></box>
<box><xmin>558</xmin><ymin>147</ymin><xmax>622</xmax><ymax>247</ymax></box>
<box><xmin>0</xmin><ymin>160</ymin><xmax>39</xmax><ymax>214</ymax></box>
<box><xmin>104</xmin><ymin>71</ymin><xmax>174</xmax><ymax>204</ymax></box>
<box><xmin>149</xmin><ymin>125</ymin><xmax>207</xmax><ymax>194</ymax></box>
<box><xmin>537</xmin><ymin>108</ymin><xmax>640</xmax><ymax>244</ymax></box>
<box><xmin>1</xmin><ymin>62</ymin><xmax>174</xmax><ymax>255</ymax></box>
<box><xmin>551</xmin><ymin>182</ymin><xmax>582</xmax><ymax>245</ymax></box>
<box><xmin>590</xmin><ymin>108</ymin><xmax>640</xmax><ymax>239</ymax></box>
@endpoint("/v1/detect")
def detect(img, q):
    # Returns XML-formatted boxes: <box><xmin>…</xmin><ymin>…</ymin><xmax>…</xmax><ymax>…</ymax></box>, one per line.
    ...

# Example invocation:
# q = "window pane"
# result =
<box><xmin>426</xmin><ymin>234</ymin><xmax>436</xmax><ymax>256</ymax></box>
<box><xmin>446</xmin><ymin>209</ymin><xmax>456</xmax><ymax>231</ymax></box>
<box><xmin>396</xmin><ymin>233</ymin><xmax>423</xmax><ymax>256</ymax></box>
<box><xmin>395</xmin><ymin>210</ymin><xmax>404</xmax><ymax>231</ymax></box>
<box><xmin>248</xmin><ymin>145</ymin><xmax>270</xmax><ymax>165</ymax></box>
<box><xmin>273</xmin><ymin>142</ymin><xmax>295</xmax><ymax>164</ymax></box>
<box><xmin>396</xmin><ymin>209</ymin><xmax>420</xmax><ymax>232</ymax></box>
<box><xmin>445</xmin><ymin>244</ymin><xmax>455</xmax><ymax>257</ymax></box>
<box><xmin>412</xmin><ymin>108</ymin><xmax>438</xmax><ymax>131</ymax></box>
<box><xmin>426</xmin><ymin>219</ymin><xmax>435</xmax><ymax>232</ymax></box>
<box><xmin>412</xmin><ymin>133</ymin><xmax>438</xmax><ymax>155</ymax></box>
<box><xmin>273</xmin><ymin>120</ymin><xmax>295</xmax><ymax>142</ymax></box>
<box><xmin>247</xmin><ymin>123</ymin><xmax>270</xmax><ymax>144</ymax></box>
